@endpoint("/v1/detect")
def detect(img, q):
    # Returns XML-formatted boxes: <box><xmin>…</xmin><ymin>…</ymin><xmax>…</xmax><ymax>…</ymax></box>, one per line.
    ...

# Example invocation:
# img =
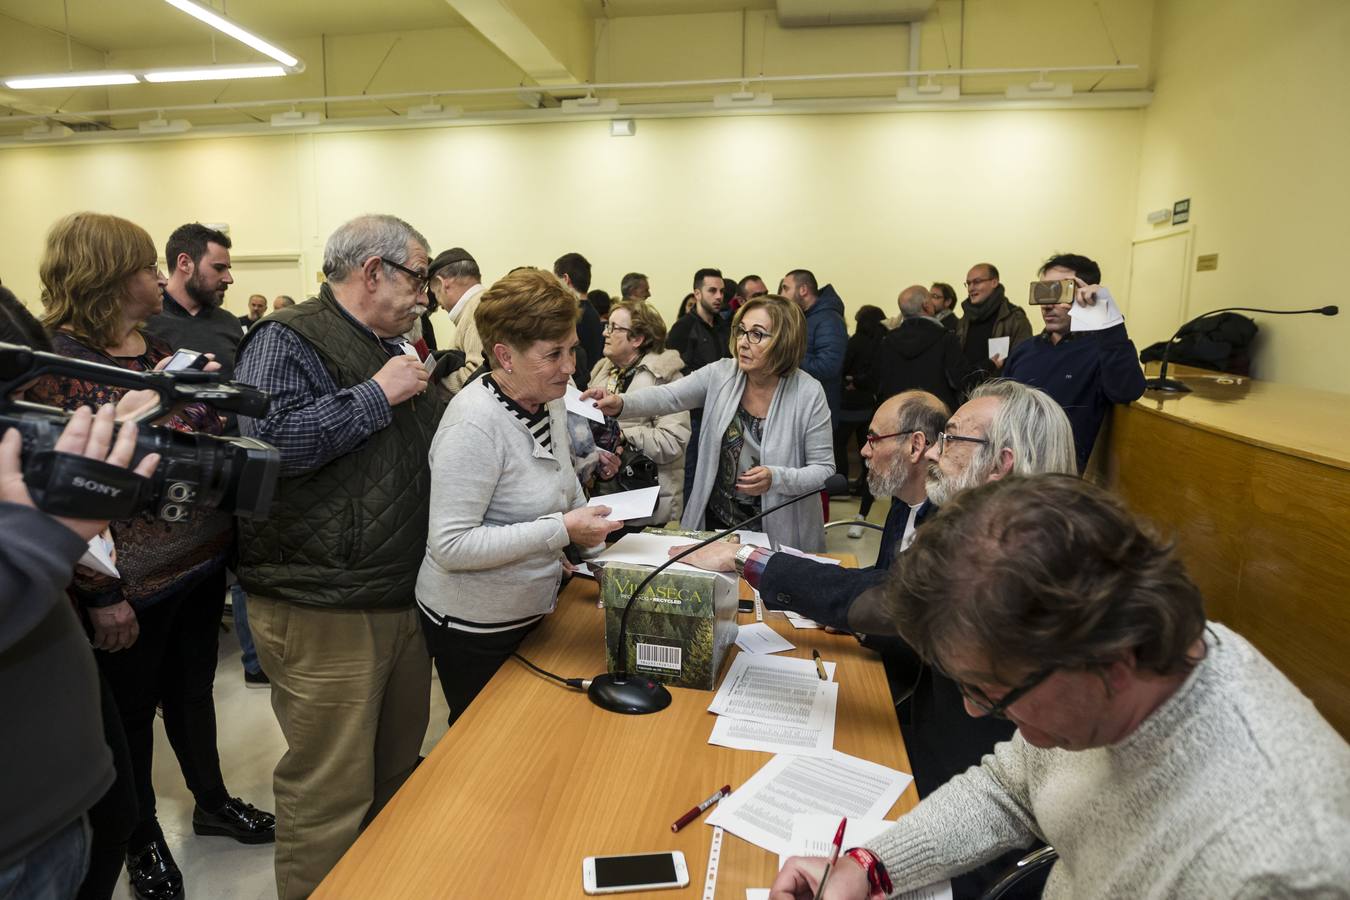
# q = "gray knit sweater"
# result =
<box><xmin>868</xmin><ymin>623</ymin><xmax>1350</xmax><ymax>898</ymax></box>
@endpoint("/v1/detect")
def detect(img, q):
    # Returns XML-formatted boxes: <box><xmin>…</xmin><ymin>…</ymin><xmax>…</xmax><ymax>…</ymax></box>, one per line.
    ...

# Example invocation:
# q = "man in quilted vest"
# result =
<box><xmin>234</xmin><ymin>214</ymin><xmax>443</xmax><ymax>900</ymax></box>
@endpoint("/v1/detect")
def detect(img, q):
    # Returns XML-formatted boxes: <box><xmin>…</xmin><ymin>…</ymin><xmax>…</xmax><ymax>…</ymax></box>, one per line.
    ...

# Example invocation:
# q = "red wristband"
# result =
<box><xmin>844</xmin><ymin>847</ymin><xmax>893</xmax><ymax>898</ymax></box>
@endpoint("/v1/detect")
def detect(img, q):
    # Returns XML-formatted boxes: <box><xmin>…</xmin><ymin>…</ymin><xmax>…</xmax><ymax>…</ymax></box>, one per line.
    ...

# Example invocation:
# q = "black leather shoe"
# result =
<box><xmin>192</xmin><ymin>796</ymin><xmax>276</xmax><ymax>844</ymax></box>
<box><xmin>126</xmin><ymin>838</ymin><xmax>184</xmax><ymax>900</ymax></box>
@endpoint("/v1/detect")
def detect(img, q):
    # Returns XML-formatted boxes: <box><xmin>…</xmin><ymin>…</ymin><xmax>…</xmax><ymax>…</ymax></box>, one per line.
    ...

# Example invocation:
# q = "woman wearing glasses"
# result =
<box><xmin>585</xmin><ymin>294</ymin><xmax>834</xmax><ymax>551</ymax></box>
<box><xmin>590</xmin><ymin>300</ymin><xmax>691</xmax><ymax>526</ymax></box>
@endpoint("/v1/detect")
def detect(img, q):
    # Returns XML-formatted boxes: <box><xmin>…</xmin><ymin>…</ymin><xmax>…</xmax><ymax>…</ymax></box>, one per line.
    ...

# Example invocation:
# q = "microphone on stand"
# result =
<box><xmin>588</xmin><ymin>472</ymin><xmax>849</xmax><ymax>715</ymax></box>
<box><xmin>1147</xmin><ymin>305</ymin><xmax>1338</xmax><ymax>393</ymax></box>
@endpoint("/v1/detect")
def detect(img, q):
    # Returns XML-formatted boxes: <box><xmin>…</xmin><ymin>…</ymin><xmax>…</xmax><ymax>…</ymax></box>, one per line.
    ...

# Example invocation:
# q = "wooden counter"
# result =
<box><xmin>1108</xmin><ymin>365</ymin><xmax>1350</xmax><ymax>737</ymax></box>
<box><xmin>314</xmin><ymin>556</ymin><xmax>919</xmax><ymax>899</ymax></box>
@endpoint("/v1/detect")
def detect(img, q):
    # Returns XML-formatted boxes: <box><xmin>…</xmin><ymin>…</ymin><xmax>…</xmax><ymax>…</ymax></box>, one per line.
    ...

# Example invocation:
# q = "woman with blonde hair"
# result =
<box><xmin>30</xmin><ymin>211</ymin><xmax>274</xmax><ymax>900</ymax></box>
<box><xmin>590</xmin><ymin>300</ymin><xmax>690</xmax><ymax>526</ymax></box>
<box><xmin>586</xmin><ymin>294</ymin><xmax>834</xmax><ymax>550</ymax></box>
<box><xmin>417</xmin><ymin>267</ymin><xmax>621</xmax><ymax>727</ymax></box>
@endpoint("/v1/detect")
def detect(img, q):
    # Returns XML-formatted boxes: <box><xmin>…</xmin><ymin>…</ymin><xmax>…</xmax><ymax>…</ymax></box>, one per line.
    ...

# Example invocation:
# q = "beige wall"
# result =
<box><xmin>1132</xmin><ymin>0</ymin><xmax>1350</xmax><ymax>390</ymax></box>
<box><xmin>0</xmin><ymin>107</ymin><xmax>1144</xmax><ymax>341</ymax></box>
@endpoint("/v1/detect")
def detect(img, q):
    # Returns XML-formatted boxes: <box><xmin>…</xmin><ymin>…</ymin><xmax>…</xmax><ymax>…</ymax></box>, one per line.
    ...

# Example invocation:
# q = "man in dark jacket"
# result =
<box><xmin>877</xmin><ymin>285</ymin><xmax>976</xmax><ymax>412</ymax></box>
<box><xmin>954</xmin><ymin>262</ymin><xmax>1032</xmax><ymax>377</ymax></box>
<box><xmin>144</xmin><ymin>223</ymin><xmax>241</xmax><ymax>381</ymax></box>
<box><xmin>553</xmin><ymin>252</ymin><xmax>603</xmax><ymax>389</ymax></box>
<box><xmin>1004</xmin><ymin>253</ymin><xmax>1146</xmax><ymax>472</ymax></box>
<box><xmin>780</xmin><ymin>269</ymin><xmax>847</xmax><ymax>423</ymax></box>
<box><xmin>667</xmin><ymin>268</ymin><xmax>730</xmax><ymax>498</ymax></box>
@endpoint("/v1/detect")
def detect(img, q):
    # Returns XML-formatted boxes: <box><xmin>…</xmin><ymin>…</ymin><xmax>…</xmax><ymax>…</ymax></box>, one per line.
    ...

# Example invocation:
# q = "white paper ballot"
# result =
<box><xmin>587</xmin><ymin>485</ymin><xmax>659</xmax><ymax>521</ymax></box>
<box><xmin>564</xmin><ymin>383</ymin><xmax>605</xmax><ymax>423</ymax></box>
<box><xmin>780</xmin><ymin>545</ymin><xmax>841</xmax><ymax>566</ymax></box>
<box><xmin>778</xmin><ymin>816</ymin><xmax>954</xmax><ymax>900</ymax></box>
<box><xmin>735</xmin><ymin>623</ymin><xmax>795</xmax><ymax>655</ymax></box>
<box><xmin>1069</xmin><ymin>286</ymin><xmax>1126</xmax><ymax>333</ymax></box>
<box><xmin>735</xmin><ymin>530</ymin><xmax>772</xmax><ymax>547</ymax></box>
<box><xmin>747</xmin><ymin>892</ymin><xmax>770</xmax><ymax>900</ymax></box>
<box><xmin>705</xmin><ymin>751</ymin><xmax>912</xmax><ymax>857</ymax></box>
<box><xmin>708</xmin><ymin>654</ymin><xmax>837</xmax><ymax>726</ymax></box>
<box><xmin>593</xmin><ymin>531</ymin><xmax>737</xmax><ymax>574</ymax></box>
<box><xmin>78</xmin><ymin>532</ymin><xmax>119</xmax><ymax>578</ymax></box>
<box><xmin>708</xmin><ymin>709</ymin><xmax>835</xmax><ymax>757</ymax></box>
<box><xmin>571</xmin><ymin>561</ymin><xmax>595</xmax><ymax>579</ymax></box>
<box><xmin>781</xmin><ymin>610</ymin><xmax>822</xmax><ymax>630</ymax></box>
<box><xmin>987</xmin><ymin>336</ymin><xmax>1010</xmax><ymax>360</ymax></box>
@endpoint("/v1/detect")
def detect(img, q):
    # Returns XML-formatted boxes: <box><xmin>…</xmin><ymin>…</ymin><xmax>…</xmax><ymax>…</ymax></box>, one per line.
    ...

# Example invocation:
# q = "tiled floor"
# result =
<box><xmin>112</xmin><ymin>493</ymin><xmax>888</xmax><ymax>899</ymax></box>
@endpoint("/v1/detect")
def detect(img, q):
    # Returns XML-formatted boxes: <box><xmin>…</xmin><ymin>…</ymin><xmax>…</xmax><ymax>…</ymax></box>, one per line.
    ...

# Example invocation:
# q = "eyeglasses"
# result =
<box><xmin>947</xmin><ymin>666</ymin><xmax>1055</xmax><ymax>719</ymax></box>
<box><xmin>935</xmin><ymin>431</ymin><xmax>990</xmax><ymax>456</ymax></box>
<box><xmin>964</xmin><ymin>276</ymin><xmax>995</xmax><ymax>288</ymax></box>
<box><xmin>864</xmin><ymin>429</ymin><xmax>915</xmax><ymax>446</ymax></box>
<box><xmin>379</xmin><ymin>257</ymin><xmax>431</xmax><ymax>293</ymax></box>
<box><xmin>734</xmin><ymin>326</ymin><xmax>772</xmax><ymax>344</ymax></box>
<box><xmin>602</xmin><ymin>322</ymin><xmax>633</xmax><ymax>336</ymax></box>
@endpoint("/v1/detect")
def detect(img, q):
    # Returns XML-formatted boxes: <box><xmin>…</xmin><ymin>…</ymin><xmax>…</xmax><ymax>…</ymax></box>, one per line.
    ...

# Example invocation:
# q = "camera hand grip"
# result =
<box><xmin>23</xmin><ymin>450</ymin><xmax>154</xmax><ymax>520</ymax></box>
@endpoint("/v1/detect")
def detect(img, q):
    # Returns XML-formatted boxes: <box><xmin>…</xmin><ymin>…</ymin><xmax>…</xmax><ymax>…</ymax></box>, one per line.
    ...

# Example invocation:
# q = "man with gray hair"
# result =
<box><xmin>427</xmin><ymin>247</ymin><xmax>485</xmax><ymax>394</ymax></box>
<box><xmin>234</xmin><ymin>214</ymin><xmax>442</xmax><ymax>899</ymax></box>
<box><xmin>877</xmin><ymin>284</ymin><xmax>973</xmax><ymax>412</ymax></box>
<box><xmin>620</xmin><ymin>271</ymin><xmax>650</xmax><ymax>301</ymax></box>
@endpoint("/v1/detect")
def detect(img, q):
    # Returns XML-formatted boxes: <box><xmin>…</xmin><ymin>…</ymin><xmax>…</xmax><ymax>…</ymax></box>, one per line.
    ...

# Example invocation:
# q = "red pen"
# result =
<box><xmin>670</xmin><ymin>784</ymin><xmax>731</xmax><ymax>832</ymax></box>
<box><xmin>812</xmin><ymin>817</ymin><xmax>847</xmax><ymax>900</ymax></box>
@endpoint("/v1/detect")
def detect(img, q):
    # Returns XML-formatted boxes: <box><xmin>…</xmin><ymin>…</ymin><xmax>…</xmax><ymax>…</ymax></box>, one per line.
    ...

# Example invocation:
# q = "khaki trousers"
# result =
<box><xmin>248</xmin><ymin>595</ymin><xmax>430</xmax><ymax>900</ymax></box>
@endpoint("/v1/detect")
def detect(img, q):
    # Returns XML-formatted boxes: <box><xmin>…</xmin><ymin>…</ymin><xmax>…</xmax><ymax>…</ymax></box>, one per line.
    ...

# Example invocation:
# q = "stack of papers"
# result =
<box><xmin>735</xmin><ymin>623</ymin><xmax>794</xmax><ymax>655</ymax></box>
<box><xmin>706</xmin><ymin>654</ymin><xmax>838</xmax><ymax>756</ymax></box>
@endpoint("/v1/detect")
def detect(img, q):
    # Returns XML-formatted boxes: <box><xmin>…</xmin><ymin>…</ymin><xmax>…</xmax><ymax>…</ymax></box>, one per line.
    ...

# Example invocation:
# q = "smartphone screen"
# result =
<box><xmin>593</xmin><ymin>853</ymin><xmax>679</xmax><ymax>889</ymax></box>
<box><xmin>164</xmin><ymin>349</ymin><xmax>206</xmax><ymax>372</ymax></box>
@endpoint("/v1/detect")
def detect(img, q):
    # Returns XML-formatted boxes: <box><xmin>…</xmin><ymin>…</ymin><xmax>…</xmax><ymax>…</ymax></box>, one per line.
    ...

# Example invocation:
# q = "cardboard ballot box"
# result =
<box><xmin>596</xmin><ymin>532</ymin><xmax>740</xmax><ymax>690</ymax></box>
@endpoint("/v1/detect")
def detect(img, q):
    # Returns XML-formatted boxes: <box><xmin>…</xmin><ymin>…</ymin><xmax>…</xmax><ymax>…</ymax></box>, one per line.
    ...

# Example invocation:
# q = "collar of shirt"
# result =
<box><xmin>447</xmin><ymin>282</ymin><xmax>485</xmax><ymax>325</ymax></box>
<box><xmin>327</xmin><ymin>292</ymin><xmax>410</xmax><ymax>359</ymax></box>
<box><xmin>161</xmin><ymin>288</ymin><xmax>198</xmax><ymax>318</ymax></box>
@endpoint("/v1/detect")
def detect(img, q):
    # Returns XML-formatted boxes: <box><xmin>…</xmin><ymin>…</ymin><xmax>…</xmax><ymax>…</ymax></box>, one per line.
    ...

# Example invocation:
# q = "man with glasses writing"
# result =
<box><xmin>234</xmin><ymin>215</ymin><xmax>443</xmax><ymax>900</ymax></box>
<box><xmin>954</xmin><ymin>262</ymin><xmax>1032</xmax><ymax>376</ymax></box>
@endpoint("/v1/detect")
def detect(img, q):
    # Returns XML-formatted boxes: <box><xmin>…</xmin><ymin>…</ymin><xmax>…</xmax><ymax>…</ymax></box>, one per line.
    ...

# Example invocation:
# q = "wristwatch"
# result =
<box><xmin>733</xmin><ymin>543</ymin><xmax>757</xmax><ymax>578</ymax></box>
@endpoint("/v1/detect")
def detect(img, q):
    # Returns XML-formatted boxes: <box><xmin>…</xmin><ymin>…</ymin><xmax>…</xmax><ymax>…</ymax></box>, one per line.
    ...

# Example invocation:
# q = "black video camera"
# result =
<box><xmin>0</xmin><ymin>342</ymin><xmax>280</xmax><ymax>523</ymax></box>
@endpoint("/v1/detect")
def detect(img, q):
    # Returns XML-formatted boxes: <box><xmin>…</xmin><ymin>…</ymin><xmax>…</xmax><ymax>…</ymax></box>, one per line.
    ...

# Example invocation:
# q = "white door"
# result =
<box><xmin>1124</xmin><ymin>231</ymin><xmax>1191</xmax><ymax>350</ymax></box>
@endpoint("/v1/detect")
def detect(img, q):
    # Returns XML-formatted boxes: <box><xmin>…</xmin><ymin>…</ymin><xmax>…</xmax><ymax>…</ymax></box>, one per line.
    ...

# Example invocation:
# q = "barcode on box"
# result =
<box><xmin>636</xmin><ymin>642</ymin><xmax>682</xmax><ymax>671</ymax></box>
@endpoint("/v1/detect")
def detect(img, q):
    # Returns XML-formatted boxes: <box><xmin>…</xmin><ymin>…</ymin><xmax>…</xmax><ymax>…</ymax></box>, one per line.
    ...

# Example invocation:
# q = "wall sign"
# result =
<box><xmin>1173</xmin><ymin>198</ymin><xmax>1191</xmax><ymax>225</ymax></box>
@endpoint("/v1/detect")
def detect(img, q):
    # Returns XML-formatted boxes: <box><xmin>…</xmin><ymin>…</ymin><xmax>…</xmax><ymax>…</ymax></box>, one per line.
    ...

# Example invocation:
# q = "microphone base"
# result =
<box><xmin>588</xmin><ymin>673</ymin><xmax>673</xmax><ymax>715</ymax></box>
<box><xmin>1145</xmin><ymin>377</ymin><xmax>1192</xmax><ymax>394</ymax></box>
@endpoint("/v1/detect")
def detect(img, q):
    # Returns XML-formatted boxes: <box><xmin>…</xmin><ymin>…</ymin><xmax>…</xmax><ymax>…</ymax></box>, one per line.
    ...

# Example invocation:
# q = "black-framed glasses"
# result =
<box><xmin>936</xmin><ymin>431</ymin><xmax>990</xmax><ymax>456</ymax></box>
<box><xmin>864</xmin><ymin>429</ymin><xmax>915</xmax><ymax>446</ymax></box>
<box><xmin>964</xmin><ymin>276</ymin><xmax>995</xmax><ymax>288</ymax></box>
<box><xmin>379</xmin><ymin>257</ymin><xmax>431</xmax><ymax>292</ymax></box>
<box><xmin>602</xmin><ymin>322</ymin><xmax>633</xmax><ymax>336</ymax></box>
<box><xmin>733</xmin><ymin>325</ymin><xmax>772</xmax><ymax>344</ymax></box>
<box><xmin>949</xmin><ymin>666</ymin><xmax>1056</xmax><ymax>719</ymax></box>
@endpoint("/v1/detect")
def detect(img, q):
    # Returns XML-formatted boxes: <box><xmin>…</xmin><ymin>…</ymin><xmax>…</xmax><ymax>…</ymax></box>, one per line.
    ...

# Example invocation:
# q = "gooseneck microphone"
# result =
<box><xmin>1146</xmin><ymin>305</ymin><xmax>1338</xmax><ymax>393</ymax></box>
<box><xmin>588</xmin><ymin>472</ymin><xmax>849</xmax><ymax>715</ymax></box>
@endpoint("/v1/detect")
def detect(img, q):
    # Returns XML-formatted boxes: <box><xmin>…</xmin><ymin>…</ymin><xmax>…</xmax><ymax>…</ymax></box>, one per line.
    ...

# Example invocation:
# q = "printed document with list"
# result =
<box><xmin>705</xmin><ymin>750</ymin><xmax>912</xmax><ymax>856</ymax></box>
<box><xmin>706</xmin><ymin>654</ymin><xmax>839</xmax><ymax>755</ymax></box>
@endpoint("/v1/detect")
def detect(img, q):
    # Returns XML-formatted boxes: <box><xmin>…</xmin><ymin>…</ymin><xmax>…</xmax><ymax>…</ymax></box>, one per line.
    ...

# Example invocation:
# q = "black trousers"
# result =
<box><xmin>76</xmin><ymin>672</ymin><xmax>138</xmax><ymax>900</ymax></box>
<box><xmin>419</xmin><ymin>613</ymin><xmax>538</xmax><ymax>729</ymax></box>
<box><xmin>94</xmin><ymin>564</ymin><xmax>230</xmax><ymax>848</ymax></box>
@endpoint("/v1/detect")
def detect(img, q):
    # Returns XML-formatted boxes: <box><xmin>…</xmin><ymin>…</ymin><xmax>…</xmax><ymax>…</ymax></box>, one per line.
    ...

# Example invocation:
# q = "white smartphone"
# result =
<box><xmin>582</xmin><ymin>851</ymin><xmax>688</xmax><ymax>895</ymax></box>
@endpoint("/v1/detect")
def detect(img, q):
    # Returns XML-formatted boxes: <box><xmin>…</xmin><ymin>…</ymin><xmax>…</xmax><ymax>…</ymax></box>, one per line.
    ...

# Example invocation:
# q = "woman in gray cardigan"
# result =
<box><xmin>587</xmin><ymin>294</ymin><xmax>834</xmax><ymax>551</ymax></box>
<box><xmin>416</xmin><ymin>269</ymin><xmax>620</xmax><ymax>727</ymax></box>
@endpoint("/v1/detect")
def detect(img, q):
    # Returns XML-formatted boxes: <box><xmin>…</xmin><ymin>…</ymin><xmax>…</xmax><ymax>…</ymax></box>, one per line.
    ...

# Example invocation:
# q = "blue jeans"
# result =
<box><xmin>0</xmin><ymin>816</ymin><xmax>89</xmax><ymax>900</ymax></box>
<box><xmin>229</xmin><ymin>582</ymin><xmax>261</xmax><ymax>676</ymax></box>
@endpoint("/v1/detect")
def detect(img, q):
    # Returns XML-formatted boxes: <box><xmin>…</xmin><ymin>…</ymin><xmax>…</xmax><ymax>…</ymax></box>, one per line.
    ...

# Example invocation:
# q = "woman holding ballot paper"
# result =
<box><xmin>584</xmin><ymin>293</ymin><xmax>834</xmax><ymax>551</ymax></box>
<box><xmin>416</xmin><ymin>268</ymin><xmax>621</xmax><ymax>727</ymax></box>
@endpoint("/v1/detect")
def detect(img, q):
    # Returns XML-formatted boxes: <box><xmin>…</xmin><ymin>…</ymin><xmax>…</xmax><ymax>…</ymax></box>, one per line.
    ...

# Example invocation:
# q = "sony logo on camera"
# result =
<box><xmin>72</xmin><ymin>476</ymin><xmax>122</xmax><ymax>498</ymax></box>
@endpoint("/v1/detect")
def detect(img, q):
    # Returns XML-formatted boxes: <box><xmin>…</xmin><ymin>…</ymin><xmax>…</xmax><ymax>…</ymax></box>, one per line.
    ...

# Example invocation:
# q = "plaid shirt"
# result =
<box><xmin>235</xmin><ymin>320</ymin><xmax>395</xmax><ymax>478</ymax></box>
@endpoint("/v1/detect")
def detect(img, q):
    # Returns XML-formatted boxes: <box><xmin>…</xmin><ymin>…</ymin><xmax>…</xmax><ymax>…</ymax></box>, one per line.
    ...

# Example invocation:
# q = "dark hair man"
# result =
<box><xmin>666</xmin><ymin>267</ymin><xmax>730</xmax><ymax>499</ymax></box>
<box><xmin>620</xmin><ymin>272</ymin><xmax>650</xmax><ymax>301</ymax></box>
<box><xmin>553</xmin><ymin>251</ymin><xmax>603</xmax><ymax>388</ymax></box>
<box><xmin>241</xmin><ymin>293</ymin><xmax>267</xmax><ymax>327</ymax></box>
<box><xmin>876</xmin><ymin>284</ymin><xmax>974</xmax><ymax>413</ymax></box>
<box><xmin>1003</xmin><ymin>252</ymin><xmax>1146</xmax><ymax>471</ymax></box>
<box><xmin>144</xmin><ymin>223</ymin><xmax>241</xmax><ymax>379</ymax></box>
<box><xmin>740</xmin><ymin>275</ymin><xmax>768</xmax><ymax>299</ymax></box>
<box><xmin>428</xmin><ymin>247</ymin><xmax>484</xmax><ymax>394</ymax></box>
<box><xmin>954</xmin><ymin>262</ymin><xmax>1032</xmax><ymax>376</ymax></box>
<box><xmin>773</xmin><ymin>476</ymin><xmax>1350</xmax><ymax>899</ymax></box>
<box><xmin>780</xmin><ymin>268</ymin><xmax>847</xmax><ymax>426</ymax></box>
<box><xmin>235</xmin><ymin>214</ymin><xmax>442</xmax><ymax>899</ymax></box>
<box><xmin>925</xmin><ymin>282</ymin><xmax>958</xmax><ymax>331</ymax></box>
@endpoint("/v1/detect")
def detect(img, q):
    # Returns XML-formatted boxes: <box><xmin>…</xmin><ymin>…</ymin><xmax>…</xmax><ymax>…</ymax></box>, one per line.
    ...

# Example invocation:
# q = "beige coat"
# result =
<box><xmin>590</xmin><ymin>349</ymin><xmax>690</xmax><ymax>527</ymax></box>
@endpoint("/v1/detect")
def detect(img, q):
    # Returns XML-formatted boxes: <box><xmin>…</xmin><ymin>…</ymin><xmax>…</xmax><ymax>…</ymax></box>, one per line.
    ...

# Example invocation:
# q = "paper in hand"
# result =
<box><xmin>1069</xmin><ymin>286</ymin><xmax>1126</xmax><ymax>332</ymax></box>
<box><xmin>587</xmin><ymin>485</ymin><xmax>659</xmax><ymax>521</ymax></box>
<box><xmin>78</xmin><ymin>532</ymin><xmax>119</xmax><ymax>578</ymax></box>
<box><xmin>987</xmin><ymin>336</ymin><xmax>1010</xmax><ymax>360</ymax></box>
<box><xmin>565</xmin><ymin>383</ymin><xmax>605</xmax><ymax>424</ymax></box>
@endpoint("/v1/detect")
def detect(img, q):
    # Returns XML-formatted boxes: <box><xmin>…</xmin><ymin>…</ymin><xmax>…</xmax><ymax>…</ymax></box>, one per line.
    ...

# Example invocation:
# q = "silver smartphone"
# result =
<box><xmin>581</xmin><ymin>851</ymin><xmax>689</xmax><ymax>894</ymax></box>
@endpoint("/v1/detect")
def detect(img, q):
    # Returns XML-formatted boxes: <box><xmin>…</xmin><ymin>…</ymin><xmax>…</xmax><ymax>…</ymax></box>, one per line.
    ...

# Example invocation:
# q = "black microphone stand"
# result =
<box><xmin>1146</xmin><ymin>305</ymin><xmax>1338</xmax><ymax>394</ymax></box>
<box><xmin>588</xmin><ymin>473</ymin><xmax>847</xmax><ymax>715</ymax></box>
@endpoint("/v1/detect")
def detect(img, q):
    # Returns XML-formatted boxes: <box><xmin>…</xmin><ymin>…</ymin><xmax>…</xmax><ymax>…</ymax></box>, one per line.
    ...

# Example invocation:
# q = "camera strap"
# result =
<box><xmin>24</xmin><ymin>450</ymin><xmax>154</xmax><ymax>520</ymax></box>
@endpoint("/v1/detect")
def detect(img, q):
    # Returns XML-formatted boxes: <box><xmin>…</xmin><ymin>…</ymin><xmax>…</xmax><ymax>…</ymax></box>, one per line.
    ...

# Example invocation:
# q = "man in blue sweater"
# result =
<box><xmin>1004</xmin><ymin>253</ymin><xmax>1146</xmax><ymax>472</ymax></box>
<box><xmin>780</xmin><ymin>269</ymin><xmax>847</xmax><ymax>426</ymax></box>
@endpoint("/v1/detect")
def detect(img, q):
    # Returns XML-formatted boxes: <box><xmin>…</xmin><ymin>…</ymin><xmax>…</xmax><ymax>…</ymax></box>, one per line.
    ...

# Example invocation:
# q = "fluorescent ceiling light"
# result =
<box><xmin>407</xmin><ymin>103</ymin><xmax>463</xmax><ymax>120</ymax></box>
<box><xmin>270</xmin><ymin>110</ymin><xmax>321</xmax><ymax>127</ymax></box>
<box><xmin>143</xmin><ymin>64</ymin><xmax>287</xmax><ymax>83</ymax></box>
<box><xmin>23</xmin><ymin>122</ymin><xmax>75</xmax><ymax>141</ymax></box>
<box><xmin>1006</xmin><ymin>80</ymin><xmax>1073</xmax><ymax>100</ymax></box>
<box><xmin>713</xmin><ymin>91</ymin><xmax>773</xmax><ymax>109</ymax></box>
<box><xmin>162</xmin><ymin>0</ymin><xmax>300</xmax><ymax>68</ymax></box>
<box><xmin>139</xmin><ymin>116</ymin><xmax>192</xmax><ymax>134</ymax></box>
<box><xmin>897</xmin><ymin>83</ymin><xmax>959</xmax><ymax>102</ymax></box>
<box><xmin>6</xmin><ymin>72</ymin><xmax>138</xmax><ymax>90</ymax></box>
<box><xmin>561</xmin><ymin>96</ymin><xmax>619</xmax><ymax>113</ymax></box>
<box><xmin>610</xmin><ymin>118</ymin><xmax>636</xmax><ymax>137</ymax></box>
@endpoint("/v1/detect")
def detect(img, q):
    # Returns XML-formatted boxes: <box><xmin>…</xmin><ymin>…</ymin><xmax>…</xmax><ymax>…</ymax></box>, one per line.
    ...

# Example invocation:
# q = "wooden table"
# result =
<box><xmin>1105</xmin><ymin>365</ymin><xmax>1350</xmax><ymax>737</ymax></box>
<box><xmin>315</xmin><ymin>556</ymin><xmax>918</xmax><ymax>898</ymax></box>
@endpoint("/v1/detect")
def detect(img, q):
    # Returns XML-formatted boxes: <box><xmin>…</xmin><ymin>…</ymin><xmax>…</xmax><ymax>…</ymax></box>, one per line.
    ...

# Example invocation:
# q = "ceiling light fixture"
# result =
<box><xmin>5</xmin><ymin>72</ymin><xmax>138</xmax><ymax>90</ymax></box>
<box><xmin>143</xmin><ymin>64</ymin><xmax>288</xmax><ymax>83</ymax></box>
<box><xmin>139</xmin><ymin>115</ymin><xmax>192</xmax><ymax>134</ymax></box>
<box><xmin>161</xmin><ymin>0</ymin><xmax>301</xmax><ymax>68</ymax></box>
<box><xmin>1006</xmin><ymin>73</ymin><xmax>1073</xmax><ymax>100</ymax></box>
<box><xmin>897</xmin><ymin>76</ymin><xmax>959</xmax><ymax>102</ymax></box>
<box><xmin>407</xmin><ymin>103</ymin><xmax>463</xmax><ymax>120</ymax></box>
<box><xmin>561</xmin><ymin>94</ymin><xmax>619</xmax><ymax>114</ymax></box>
<box><xmin>270</xmin><ymin>109</ymin><xmax>322</xmax><ymax>127</ymax></box>
<box><xmin>609</xmin><ymin>118</ymin><xmax>635</xmax><ymax>137</ymax></box>
<box><xmin>22</xmin><ymin>121</ymin><xmax>75</xmax><ymax>141</ymax></box>
<box><xmin>712</xmin><ymin>90</ymin><xmax>773</xmax><ymax>109</ymax></box>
